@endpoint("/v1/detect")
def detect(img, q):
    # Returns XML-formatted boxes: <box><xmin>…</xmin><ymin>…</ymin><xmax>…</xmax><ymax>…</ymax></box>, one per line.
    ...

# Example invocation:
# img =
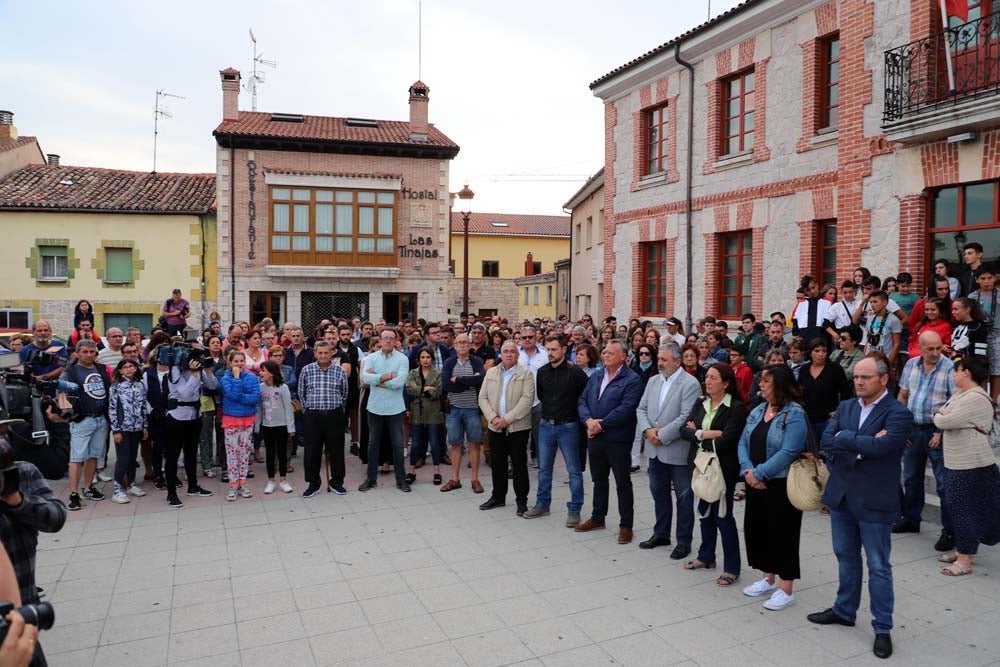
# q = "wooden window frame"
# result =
<box><xmin>816</xmin><ymin>220</ymin><xmax>838</xmax><ymax>288</ymax></box>
<box><xmin>641</xmin><ymin>241</ymin><xmax>668</xmax><ymax>317</ymax></box>
<box><xmin>719</xmin><ymin>68</ymin><xmax>756</xmax><ymax>156</ymax></box>
<box><xmin>718</xmin><ymin>230</ymin><xmax>753</xmax><ymax>319</ymax></box>
<box><xmin>250</xmin><ymin>291</ymin><xmax>287</xmax><ymax>327</ymax></box>
<box><xmin>481</xmin><ymin>260</ymin><xmax>500</xmax><ymax>278</ymax></box>
<box><xmin>644</xmin><ymin>103</ymin><xmax>669</xmax><ymax>176</ymax></box>
<box><xmin>531</xmin><ymin>261</ymin><xmax>541</xmax><ymax>275</ymax></box>
<box><xmin>39</xmin><ymin>245</ymin><xmax>68</xmax><ymax>281</ymax></box>
<box><xmin>927</xmin><ymin>180</ymin><xmax>1000</xmax><ymax>273</ymax></box>
<box><xmin>269</xmin><ymin>186</ymin><xmax>397</xmax><ymax>267</ymax></box>
<box><xmin>818</xmin><ymin>33</ymin><xmax>840</xmax><ymax>131</ymax></box>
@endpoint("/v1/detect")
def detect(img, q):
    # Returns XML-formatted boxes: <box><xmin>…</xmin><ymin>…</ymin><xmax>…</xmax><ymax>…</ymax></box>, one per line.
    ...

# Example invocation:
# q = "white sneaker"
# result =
<box><xmin>96</xmin><ymin>471</ymin><xmax>113</xmax><ymax>483</ymax></box>
<box><xmin>279</xmin><ymin>481</ymin><xmax>293</xmax><ymax>493</ymax></box>
<box><xmin>264</xmin><ymin>481</ymin><xmax>276</xmax><ymax>494</ymax></box>
<box><xmin>762</xmin><ymin>589</ymin><xmax>795</xmax><ymax>610</ymax></box>
<box><xmin>743</xmin><ymin>578</ymin><xmax>779</xmax><ymax>597</ymax></box>
<box><xmin>111</xmin><ymin>491</ymin><xmax>130</xmax><ymax>504</ymax></box>
<box><xmin>127</xmin><ymin>484</ymin><xmax>146</xmax><ymax>497</ymax></box>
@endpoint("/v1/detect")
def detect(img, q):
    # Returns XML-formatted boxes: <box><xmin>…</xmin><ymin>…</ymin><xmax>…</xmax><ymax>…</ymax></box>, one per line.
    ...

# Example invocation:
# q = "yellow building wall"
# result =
<box><xmin>516</xmin><ymin>278</ymin><xmax>558</xmax><ymax>320</ymax></box>
<box><xmin>449</xmin><ymin>234</ymin><xmax>569</xmax><ymax>279</ymax></box>
<box><xmin>0</xmin><ymin>211</ymin><xmax>216</xmax><ymax>332</ymax></box>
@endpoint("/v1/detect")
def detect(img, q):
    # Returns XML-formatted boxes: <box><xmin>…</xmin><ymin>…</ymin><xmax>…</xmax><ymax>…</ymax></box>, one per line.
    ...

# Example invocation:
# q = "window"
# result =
<box><xmin>533</xmin><ymin>286</ymin><xmax>539</xmax><ymax>305</ymax></box>
<box><xmin>597</xmin><ymin>209</ymin><xmax>604</xmax><ymax>244</ymax></box>
<box><xmin>641</xmin><ymin>242</ymin><xmax>668</xmax><ymax>316</ymax></box>
<box><xmin>0</xmin><ymin>310</ymin><xmax>31</xmax><ymax>329</ymax></box>
<box><xmin>586</xmin><ymin>217</ymin><xmax>593</xmax><ymax>248</ymax></box>
<box><xmin>546</xmin><ymin>285</ymin><xmax>553</xmax><ymax>305</ymax></box>
<box><xmin>251</xmin><ymin>292</ymin><xmax>287</xmax><ymax>326</ymax></box>
<box><xmin>481</xmin><ymin>260</ymin><xmax>500</xmax><ymax>278</ymax></box>
<box><xmin>575</xmin><ymin>223</ymin><xmax>582</xmax><ymax>253</ymax></box>
<box><xmin>104</xmin><ymin>314</ymin><xmax>152</xmax><ymax>334</ymax></box>
<box><xmin>817</xmin><ymin>220</ymin><xmax>838</xmax><ymax>288</ymax></box>
<box><xmin>524</xmin><ymin>287</ymin><xmax>529</xmax><ymax>305</ymax></box>
<box><xmin>644</xmin><ymin>103</ymin><xmax>669</xmax><ymax>175</ymax></box>
<box><xmin>104</xmin><ymin>248</ymin><xmax>133</xmax><ymax>283</ymax></box>
<box><xmin>720</xmin><ymin>68</ymin><xmax>755</xmax><ymax>156</ymax></box>
<box><xmin>39</xmin><ymin>246</ymin><xmax>68</xmax><ymax>280</ymax></box>
<box><xmin>719</xmin><ymin>231</ymin><xmax>753</xmax><ymax>318</ymax></box>
<box><xmin>929</xmin><ymin>180</ymin><xmax>1000</xmax><ymax>274</ymax></box>
<box><xmin>819</xmin><ymin>34</ymin><xmax>840</xmax><ymax>130</ymax></box>
<box><xmin>532</xmin><ymin>261</ymin><xmax>541</xmax><ymax>274</ymax></box>
<box><xmin>449</xmin><ymin>259</ymin><xmax>456</xmax><ymax>274</ymax></box>
<box><xmin>269</xmin><ymin>187</ymin><xmax>397</xmax><ymax>267</ymax></box>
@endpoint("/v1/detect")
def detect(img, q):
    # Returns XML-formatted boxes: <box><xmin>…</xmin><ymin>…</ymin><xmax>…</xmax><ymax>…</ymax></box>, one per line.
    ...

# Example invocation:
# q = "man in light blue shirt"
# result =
<box><xmin>359</xmin><ymin>329</ymin><xmax>411</xmax><ymax>493</ymax></box>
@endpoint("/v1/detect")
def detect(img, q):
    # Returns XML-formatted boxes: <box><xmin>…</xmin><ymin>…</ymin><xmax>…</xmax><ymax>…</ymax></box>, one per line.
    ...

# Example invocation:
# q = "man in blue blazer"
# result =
<box><xmin>812</xmin><ymin>357</ymin><xmax>912</xmax><ymax>660</ymax></box>
<box><xmin>576</xmin><ymin>340</ymin><xmax>644</xmax><ymax>545</ymax></box>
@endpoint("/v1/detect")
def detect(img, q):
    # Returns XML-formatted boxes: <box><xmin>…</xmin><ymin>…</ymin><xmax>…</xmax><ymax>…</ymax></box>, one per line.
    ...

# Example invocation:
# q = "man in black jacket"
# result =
<box><xmin>523</xmin><ymin>334</ymin><xmax>590</xmax><ymax>526</ymax></box>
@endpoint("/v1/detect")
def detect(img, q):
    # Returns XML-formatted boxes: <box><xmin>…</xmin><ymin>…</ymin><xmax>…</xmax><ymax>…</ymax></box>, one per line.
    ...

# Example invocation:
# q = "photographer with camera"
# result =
<box><xmin>59</xmin><ymin>340</ymin><xmax>110</xmax><ymax>511</ymax></box>
<box><xmin>0</xmin><ymin>544</ymin><xmax>43</xmax><ymax>667</ymax></box>
<box><xmin>160</xmin><ymin>343</ymin><xmax>216</xmax><ymax>507</ymax></box>
<box><xmin>161</xmin><ymin>289</ymin><xmax>190</xmax><ymax>337</ymax></box>
<box><xmin>17</xmin><ymin>324</ymin><xmax>66</xmax><ymax>385</ymax></box>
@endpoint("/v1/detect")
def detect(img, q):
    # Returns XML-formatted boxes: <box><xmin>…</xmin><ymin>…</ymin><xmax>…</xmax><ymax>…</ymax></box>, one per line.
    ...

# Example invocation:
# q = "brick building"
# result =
<box><xmin>213</xmin><ymin>69</ymin><xmax>459</xmax><ymax>331</ymax></box>
<box><xmin>591</xmin><ymin>0</ymin><xmax>1000</xmax><ymax>327</ymax></box>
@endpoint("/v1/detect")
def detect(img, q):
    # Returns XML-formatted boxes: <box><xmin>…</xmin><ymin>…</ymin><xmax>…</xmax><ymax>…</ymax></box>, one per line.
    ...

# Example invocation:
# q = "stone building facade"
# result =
<box><xmin>592</xmin><ymin>0</ymin><xmax>1000</xmax><ymax>326</ymax></box>
<box><xmin>213</xmin><ymin>69</ymin><xmax>459</xmax><ymax>331</ymax></box>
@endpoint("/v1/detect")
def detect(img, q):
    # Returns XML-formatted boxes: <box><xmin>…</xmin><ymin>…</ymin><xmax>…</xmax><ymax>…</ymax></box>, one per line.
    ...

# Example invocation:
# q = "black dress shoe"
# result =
<box><xmin>807</xmin><ymin>608</ymin><xmax>855</xmax><ymax>626</ymax></box>
<box><xmin>669</xmin><ymin>544</ymin><xmax>691</xmax><ymax>560</ymax></box>
<box><xmin>638</xmin><ymin>535</ymin><xmax>671</xmax><ymax>550</ymax></box>
<box><xmin>891</xmin><ymin>519</ymin><xmax>919</xmax><ymax>534</ymax></box>
<box><xmin>516</xmin><ymin>503</ymin><xmax>528</xmax><ymax>516</ymax></box>
<box><xmin>934</xmin><ymin>530</ymin><xmax>955</xmax><ymax>552</ymax></box>
<box><xmin>873</xmin><ymin>633</ymin><xmax>892</xmax><ymax>659</ymax></box>
<box><xmin>479</xmin><ymin>498</ymin><xmax>505</xmax><ymax>510</ymax></box>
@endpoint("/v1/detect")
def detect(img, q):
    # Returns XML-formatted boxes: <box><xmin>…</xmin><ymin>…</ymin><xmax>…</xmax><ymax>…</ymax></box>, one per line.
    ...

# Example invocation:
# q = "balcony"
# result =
<box><xmin>883</xmin><ymin>10</ymin><xmax>1000</xmax><ymax>144</ymax></box>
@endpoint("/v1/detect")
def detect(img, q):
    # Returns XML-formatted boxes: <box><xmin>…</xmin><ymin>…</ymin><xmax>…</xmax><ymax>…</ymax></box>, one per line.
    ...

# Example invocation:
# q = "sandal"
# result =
<box><xmin>405</xmin><ymin>473</ymin><xmax>416</xmax><ymax>484</ymax></box>
<box><xmin>683</xmin><ymin>560</ymin><xmax>716</xmax><ymax>571</ymax></box>
<box><xmin>941</xmin><ymin>561</ymin><xmax>973</xmax><ymax>576</ymax></box>
<box><xmin>733</xmin><ymin>489</ymin><xmax>745</xmax><ymax>501</ymax></box>
<box><xmin>440</xmin><ymin>479</ymin><xmax>462</xmax><ymax>492</ymax></box>
<box><xmin>285</xmin><ymin>463</ymin><xmax>294</xmax><ymax>473</ymax></box>
<box><xmin>716</xmin><ymin>574</ymin><xmax>740</xmax><ymax>587</ymax></box>
<box><xmin>433</xmin><ymin>473</ymin><xmax>442</xmax><ymax>486</ymax></box>
<box><xmin>938</xmin><ymin>551</ymin><xmax>959</xmax><ymax>564</ymax></box>
<box><xmin>471</xmin><ymin>479</ymin><xmax>484</xmax><ymax>494</ymax></box>
<box><xmin>254</xmin><ymin>452</ymin><xmax>265</xmax><ymax>464</ymax></box>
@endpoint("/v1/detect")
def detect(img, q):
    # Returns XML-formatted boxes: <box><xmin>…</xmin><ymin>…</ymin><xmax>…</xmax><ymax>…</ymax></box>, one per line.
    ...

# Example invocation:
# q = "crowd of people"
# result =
<box><xmin>4</xmin><ymin>252</ymin><xmax>1000</xmax><ymax>661</ymax></box>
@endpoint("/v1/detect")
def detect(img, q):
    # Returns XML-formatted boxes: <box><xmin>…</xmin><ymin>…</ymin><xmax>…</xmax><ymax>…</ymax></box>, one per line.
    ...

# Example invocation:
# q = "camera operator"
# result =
<box><xmin>161</xmin><ymin>289</ymin><xmax>190</xmax><ymax>337</ymax></box>
<box><xmin>17</xmin><ymin>324</ymin><xmax>66</xmax><ymax>385</ymax></box>
<box><xmin>0</xmin><ymin>544</ymin><xmax>40</xmax><ymax>667</ymax></box>
<box><xmin>59</xmin><ymin>340</ymin><xmax>110</xmax><ymax>511</ymax></box>
<box><xmin>163</xmin><ymin>346</ymin><xmax>217</xmax><ymax>507</ymax></box>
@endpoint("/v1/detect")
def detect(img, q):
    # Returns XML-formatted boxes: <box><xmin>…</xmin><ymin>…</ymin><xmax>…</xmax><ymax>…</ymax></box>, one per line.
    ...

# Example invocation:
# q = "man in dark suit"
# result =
<box><xmin>408</xmin><ymin>322</ymin><xmax>454</xmax><ymax>371</ymax></box>
<box><xmin>575</xmin><ymin>340</ymin><xmax>644</xmax><ymax>545</ymax></box>
<box><xmin>811</xmin><ymin>356</ymin><xmax>912</xmax><ymax>660</ymax></box>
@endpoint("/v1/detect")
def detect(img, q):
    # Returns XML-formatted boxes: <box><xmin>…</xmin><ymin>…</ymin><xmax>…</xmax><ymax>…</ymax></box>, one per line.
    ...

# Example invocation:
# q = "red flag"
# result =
<box><xmin>945</xmin><ymin>0</ymin><xmax>970</xmax><ymax>23</ymax></box>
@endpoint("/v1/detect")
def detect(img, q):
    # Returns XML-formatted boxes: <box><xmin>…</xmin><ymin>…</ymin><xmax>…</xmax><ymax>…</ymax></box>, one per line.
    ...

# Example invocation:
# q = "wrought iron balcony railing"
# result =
<box><xmin>884</xmin><ymin>10</ymin><xmax>1000</xmax><ymax>122</ymax></box>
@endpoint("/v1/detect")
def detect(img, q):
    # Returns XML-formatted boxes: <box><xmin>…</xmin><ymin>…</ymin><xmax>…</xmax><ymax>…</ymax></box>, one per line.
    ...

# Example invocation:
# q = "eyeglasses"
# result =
<box><xmin>639</xmin><ymin>351</ymin><xmax>652</xmax><ymax>357</ymax></box>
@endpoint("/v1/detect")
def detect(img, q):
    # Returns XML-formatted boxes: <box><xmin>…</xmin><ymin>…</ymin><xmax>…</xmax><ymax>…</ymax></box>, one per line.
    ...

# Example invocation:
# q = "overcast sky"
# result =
<box><xmin>2</xmin><ymin>0</ymin><xmax>742</xmax><ymax>215</ymax></box>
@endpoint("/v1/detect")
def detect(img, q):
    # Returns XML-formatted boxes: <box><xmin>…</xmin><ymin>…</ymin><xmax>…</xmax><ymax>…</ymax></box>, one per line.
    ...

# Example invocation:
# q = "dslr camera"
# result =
<box><xmin>0</xmin><ymin>600</ymin><xmax>54</xmax><ymax>642</ymax></box>
<box><xmin>156</xmin><ymin>342</ymin><xmax>208</xmax><ymax>370</ymax></box>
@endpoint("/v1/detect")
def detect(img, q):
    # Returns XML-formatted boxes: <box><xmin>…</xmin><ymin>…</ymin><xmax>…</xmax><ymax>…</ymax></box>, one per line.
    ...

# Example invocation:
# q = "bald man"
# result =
<box><xmin>894</xmin><ymin>330</ymin><xmax>957</xmax><ymax>550</ymax></box>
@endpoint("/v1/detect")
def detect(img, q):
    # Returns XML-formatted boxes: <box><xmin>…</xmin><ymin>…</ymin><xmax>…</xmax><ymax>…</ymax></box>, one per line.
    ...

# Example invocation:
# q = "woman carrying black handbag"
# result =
<box><xmin>680</xmin><ymin>363</ymin><xmax>747</xmax><ymax>587</ymax></box>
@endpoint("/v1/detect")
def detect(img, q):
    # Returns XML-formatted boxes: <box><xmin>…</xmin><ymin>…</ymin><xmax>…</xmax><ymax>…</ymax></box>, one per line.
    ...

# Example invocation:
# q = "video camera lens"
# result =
<box><xmin>0</xmin><ymin>601</ymin><xmax>55</xmax><ymax>642</ymax></box>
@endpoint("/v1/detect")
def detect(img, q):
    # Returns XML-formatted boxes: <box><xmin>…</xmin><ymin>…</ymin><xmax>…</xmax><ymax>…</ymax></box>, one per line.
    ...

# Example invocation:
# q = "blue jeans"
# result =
<box><xmin>367</xmin><ymin>412</ymin><xmax>405</xmax><ymax>482</ymax></box>
<box><xmin>830</xmin><ymin>505</ymin><xmax>894</xmax><ymax>635</ymax></box>
<box><xmin>410</xmin><ymin>423</ymin><xmax>443</xmax><ymax>466</ymax></box>
<box><xmin>535</xmin><ymin>421</ymin><xmax>583</xmax><ymax>512</ymax></box>
<box><xmin>901</xmin><ymin>426</ymin><xmax>952</xmax><ymax>532</ymax></box>
<box><xmin>697</xmin><ymin>482</ymin><xmax>741</xmax><ymax>575</ymax></box>
<box><xmin>648</xmin><ymin>458</ymin><xmax>694</xmax><ymax>546</ymax></box>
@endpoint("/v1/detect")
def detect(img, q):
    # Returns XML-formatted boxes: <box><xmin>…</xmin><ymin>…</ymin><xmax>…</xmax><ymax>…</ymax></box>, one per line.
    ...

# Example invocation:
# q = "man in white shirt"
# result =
<box><xmin>662</xmin><ymin>318</ymin><xmax>686</xmax><ymax>346</ymax></box>
<box><xmin>517</xmin><ymin>325</ymin><xmax>547</xmax><ymax>467</ymax></box>
<box><xmin>824</xmin><ymin>281</ymin><xmax>862</xmax><ymax>339</ymax></box>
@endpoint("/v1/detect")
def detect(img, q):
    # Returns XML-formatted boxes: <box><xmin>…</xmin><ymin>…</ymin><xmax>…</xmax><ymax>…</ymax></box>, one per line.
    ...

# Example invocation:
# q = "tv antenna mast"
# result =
<box><xmin>246</xmin><ymin>29</ymin><xmax>276</xmax><ymax>111</ymax></box>
<box><xmin>153</xmin><ymin>89</ymin><xmax>184</xmax><ymax>173</ymax></box>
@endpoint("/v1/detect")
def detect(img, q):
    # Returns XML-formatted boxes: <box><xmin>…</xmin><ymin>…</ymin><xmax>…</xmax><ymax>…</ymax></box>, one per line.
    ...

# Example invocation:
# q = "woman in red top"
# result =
<box><xmin>908</xmin><ymin>297</ymin><xmax>953</xmax><ymax>357</ymax></box>
<box><xmin>910</xmin><ymin>276</ymin><xmax>952</xmax><ymax>334</ymax></box>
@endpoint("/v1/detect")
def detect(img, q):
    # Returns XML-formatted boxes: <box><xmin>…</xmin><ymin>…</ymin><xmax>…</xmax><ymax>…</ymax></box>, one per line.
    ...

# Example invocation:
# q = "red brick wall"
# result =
<box><xmin>703</xmin><ymin>37</ymin><xmax>770</xmax><ymax>172</ymax></box>
<box><xmin>601</xmin><ymin>102</ymin><xmax>619</xmax><ymax>318</ymax></box>
<box><xmin>920</xmin><ymin>142</ymin><xmax>960</xmax><ymax>187</ymax></box>
<box><xmin>898</xmin><ymin>194</ymin><xmax>928</xmax><ymax>288</ymax></box>
<box><xmin>982</xmin><ymin>130</ymin><xmax>1000</xmax><ymax>180</ymax></box>
<box><xmin>631</xmin><ymin>85</ymin><xmax>680</xmax><ymax>191</ymax></box>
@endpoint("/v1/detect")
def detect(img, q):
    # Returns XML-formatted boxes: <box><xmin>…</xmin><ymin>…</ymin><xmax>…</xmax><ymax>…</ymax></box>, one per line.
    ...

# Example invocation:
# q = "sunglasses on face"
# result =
<box><xmin>639</xmin><ymin>351</ymin><xmax>652</xmax><ymax>357</ymax></box>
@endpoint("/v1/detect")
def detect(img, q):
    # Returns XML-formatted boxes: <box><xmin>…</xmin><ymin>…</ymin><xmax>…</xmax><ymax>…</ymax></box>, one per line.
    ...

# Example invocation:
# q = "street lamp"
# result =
<box><xmin>457</xmin><ymin>184</ymin><xmax>475</xmax><ymax>317</ymax></box>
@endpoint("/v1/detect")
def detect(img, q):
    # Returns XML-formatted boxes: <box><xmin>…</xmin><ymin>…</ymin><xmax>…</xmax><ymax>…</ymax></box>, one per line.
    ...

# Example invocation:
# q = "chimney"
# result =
<box><xmin>408</xmin><ymin>81</ymin><xmax>429</xmax><ymax>141</ymax></box>
<box><xmin>46</xmin><ymin>154</ymin><xmax>60</xmax><ymax>166</ymax></box>
<box><xmin>220</xmin><ymin>68</ymin><xmax>241</xmax><ymax>122</ymax></box>
<box><xmin>525</xmin><ymin>252</ymin><xmax>535</xmax><ymax>276</ymax></box>
<box><xmin>0</xmin><ymin>111</ymin><xmax>15</xmax><ymax>141</ymax></box>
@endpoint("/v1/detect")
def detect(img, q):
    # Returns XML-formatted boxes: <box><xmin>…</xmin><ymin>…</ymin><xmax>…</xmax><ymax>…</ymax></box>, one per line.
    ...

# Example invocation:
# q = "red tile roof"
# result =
<box><xmin>0</xmin><ymin>165</ymin><xmax>216</xmax><ymax>214</ymax></box>
<box><xmin>0</xmin><ymin>136</ymin><xmax>40</xmax><ymax>154</ymax></box>
<box><xmin>450</xmin><ymin>212</ymin><xmax>570</xmax><ymax>237</ymax></box>
<box><xmin>214</xmin><ymin>111</ymin><xmax>458</xmax><ymax>149</ymax></box>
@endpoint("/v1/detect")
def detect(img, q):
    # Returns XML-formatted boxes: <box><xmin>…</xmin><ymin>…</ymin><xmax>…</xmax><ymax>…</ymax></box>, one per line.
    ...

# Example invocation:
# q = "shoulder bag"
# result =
<box><xmin>786</xmin><ymin>422</ymin><xmax>829</xmax><ymax>512</ymax></box>
<box><xmin>691</xmin><ymin>439</ymin><xmax>726</xmax><ymax>515</ymax></box>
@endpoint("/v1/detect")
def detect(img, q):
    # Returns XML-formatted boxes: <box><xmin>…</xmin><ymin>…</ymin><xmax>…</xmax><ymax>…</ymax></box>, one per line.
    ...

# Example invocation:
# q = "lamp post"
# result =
<box><xmin>457</xmin><ymin>184</ymin><xmax>475</xmax><ymax>317</ymax></box>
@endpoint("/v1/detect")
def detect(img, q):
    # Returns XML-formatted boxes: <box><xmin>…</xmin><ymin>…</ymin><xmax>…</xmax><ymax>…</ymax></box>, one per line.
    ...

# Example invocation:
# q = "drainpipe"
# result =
<box><xmin>228</xmin><ymin>138</ymin><xmax>236</xmax><ymax>322</ymax></box>
<box><xmin>563</xmin><ymin>206</ymin><xmax>573</xmax><ymax>321</ymax></box>
<box><xmin>675</xmin><ymin>41</ymin><xmax>695</xmax><ymax>334</ymax></box>
<box><xmin>200</xmin><ymin>214</ymin><xmax>208</xmax><ymax>331</ymax></box>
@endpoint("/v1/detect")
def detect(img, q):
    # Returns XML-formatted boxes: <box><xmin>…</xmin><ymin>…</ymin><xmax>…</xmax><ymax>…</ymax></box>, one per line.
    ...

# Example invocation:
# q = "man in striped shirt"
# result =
<box><xmin>298</xmin><ymin>341</ymin><xmax>349</xmax><ymax>498</ymax></box>
<box><xmin>440</xmin><ymin>334</ymin><xmax>486</xmax><ymax>493</ymax></box>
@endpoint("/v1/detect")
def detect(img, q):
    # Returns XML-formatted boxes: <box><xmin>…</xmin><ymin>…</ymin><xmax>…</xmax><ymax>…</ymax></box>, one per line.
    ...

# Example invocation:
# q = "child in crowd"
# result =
<box><xmin>969</xmin><ymin>265</ymin><xmax>1000</xmax><ymax>401</ymax></box>
<box><xmin>257</xmin><ymin>360</ymin><xmax>295</xmax><ymax>494</ymax></box>
<box><xmin>220</xmin><ymin>350</ymin><xmax>260</xmax><ymax>501</ymax></box>
<box><xmin>108</xmin><ymin>358</ymin><xmax>148</xmax><ymax>504</ymax></box>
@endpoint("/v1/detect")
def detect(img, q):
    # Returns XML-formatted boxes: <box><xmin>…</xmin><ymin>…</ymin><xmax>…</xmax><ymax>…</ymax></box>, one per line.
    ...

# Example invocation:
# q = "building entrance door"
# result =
<box><xmin>301</xmin><ymin>292</ymin><xmax>369</xmax><ymax>335</ymax></box>
<box><xmin>383</xmin><ymin>293</ymin><xmax>417</xmax><ymax>324</ymax></box>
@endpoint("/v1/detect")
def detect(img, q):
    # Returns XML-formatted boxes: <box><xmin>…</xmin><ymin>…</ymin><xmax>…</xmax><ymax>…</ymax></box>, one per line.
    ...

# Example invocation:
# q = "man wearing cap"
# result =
<box><xmin>663</xmin><ymin>318</ymin><xmax>685</xmax><ymax>346</ymax></box>
<box><xmin>162</xmin><ymin>289</ymin><xmax>190</xmax><ymax>336</ymax></box>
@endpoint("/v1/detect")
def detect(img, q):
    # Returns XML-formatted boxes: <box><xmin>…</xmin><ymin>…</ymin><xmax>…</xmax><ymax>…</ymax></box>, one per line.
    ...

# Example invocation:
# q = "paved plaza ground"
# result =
<box><xmin>32</xmin><ymin>451</ymin><xmax>1000</xmax><ymax>667</ymax></box>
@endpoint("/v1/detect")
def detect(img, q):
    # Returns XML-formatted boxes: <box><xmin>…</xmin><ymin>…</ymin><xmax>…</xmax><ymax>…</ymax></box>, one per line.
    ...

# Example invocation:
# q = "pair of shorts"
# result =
<box><xmin>446</xmin><ymin>406</ymin><xmax>483</xmax><ymax>445</ymax></box>
<box><xmin>69</xmin><ymin>416</ymin><xmax>109</xmax><ymax>463</ymax></box>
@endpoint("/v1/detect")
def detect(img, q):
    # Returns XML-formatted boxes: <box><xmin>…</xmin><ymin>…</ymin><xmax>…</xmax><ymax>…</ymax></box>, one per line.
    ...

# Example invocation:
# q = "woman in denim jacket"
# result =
<box><xmin>737</xmin><ymin>363</ymin><xmax>808</xmax><ymax>611</ymax></box>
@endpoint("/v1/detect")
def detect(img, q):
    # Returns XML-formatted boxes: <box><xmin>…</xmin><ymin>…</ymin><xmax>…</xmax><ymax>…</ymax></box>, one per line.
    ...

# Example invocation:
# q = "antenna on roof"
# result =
<box><xmin>246</xmin><ymin>28</ymin><xmax>277</xmax><ymax>111</ymax></box>
<box><xmin>153</xmin><ymin>89</ymin><xmax>185</xmax><ymax>173</ymax></box>
<box><xmin>418</xmin><ymin>1</ymin><xmax>423</xmax><ymax>80</ymax></box>
<box><xmin>707</xmin><ymin>0</ymin><xmax>712</xmax><ymax>21</ymax></box>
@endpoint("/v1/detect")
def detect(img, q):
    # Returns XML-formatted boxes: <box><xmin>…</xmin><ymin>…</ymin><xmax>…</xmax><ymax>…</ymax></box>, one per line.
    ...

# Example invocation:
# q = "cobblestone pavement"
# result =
<box><xmin>34</xmin><ymin>450</ymin><xmax>1000</xmax><ymax>667</ymax></box>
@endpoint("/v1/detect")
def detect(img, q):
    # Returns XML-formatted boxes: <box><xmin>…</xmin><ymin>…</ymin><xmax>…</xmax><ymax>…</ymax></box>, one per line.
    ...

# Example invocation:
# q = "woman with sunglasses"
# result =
<box><xmin>830</xmin><ymin>325</ymin><xmax>864</xmax><ymax>387</ymax></box>
<box><xmin>628</xmin><ymin>343</ymin><xmax>658</xmax><ymax>473</ymax></box>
